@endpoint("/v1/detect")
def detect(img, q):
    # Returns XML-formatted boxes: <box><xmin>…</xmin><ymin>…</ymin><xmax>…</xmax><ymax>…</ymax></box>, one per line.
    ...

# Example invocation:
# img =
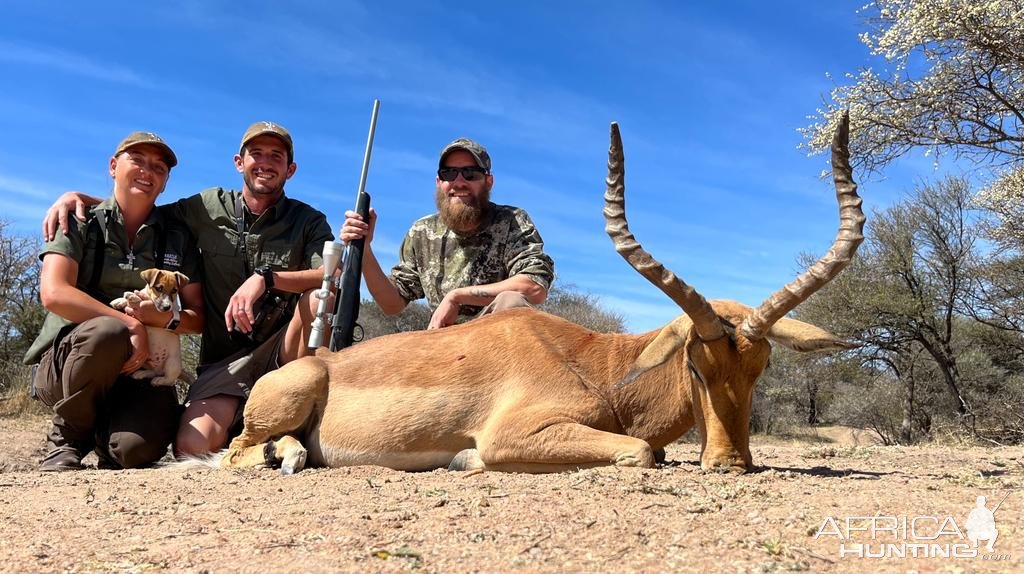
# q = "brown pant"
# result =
<box><xmin>33</xmin><ymin>316</ymin><xmax>180</xmax><ymax>468</ymax></box>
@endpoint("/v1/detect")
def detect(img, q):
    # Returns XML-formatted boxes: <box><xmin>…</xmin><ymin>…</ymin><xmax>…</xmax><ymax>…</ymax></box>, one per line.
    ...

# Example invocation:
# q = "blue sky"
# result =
<box><xmin>1</xmin><ymin>1</ymin><xmax>928</xmax><ymax>332</ymax></box>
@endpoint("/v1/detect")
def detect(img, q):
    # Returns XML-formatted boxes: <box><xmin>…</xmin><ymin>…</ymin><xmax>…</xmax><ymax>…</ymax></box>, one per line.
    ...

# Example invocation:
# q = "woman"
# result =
<box><xmin>24</xmin><ymin>131</ymin><xmax>204</xmax><ymax>471</ymax></box>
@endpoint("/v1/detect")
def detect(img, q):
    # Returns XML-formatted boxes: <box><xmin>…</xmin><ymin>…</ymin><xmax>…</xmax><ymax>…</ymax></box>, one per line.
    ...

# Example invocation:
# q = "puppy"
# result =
<box><xmin>110</xmin><ymin>268</ymin><xmax>189</xmax><ymax>387</ymax></box>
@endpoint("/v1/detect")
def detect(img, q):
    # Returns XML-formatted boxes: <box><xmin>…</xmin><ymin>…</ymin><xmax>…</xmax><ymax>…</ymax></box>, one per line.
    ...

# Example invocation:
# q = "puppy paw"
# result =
<box><xmin>150</xmin><ymin>376</ymin><xmax>176</xmax><ymax>387</ymax></box>
<box><xmin>110</xmin><ymin>297</ymin><xmax>128</xmax><ymax>310</ymax></box>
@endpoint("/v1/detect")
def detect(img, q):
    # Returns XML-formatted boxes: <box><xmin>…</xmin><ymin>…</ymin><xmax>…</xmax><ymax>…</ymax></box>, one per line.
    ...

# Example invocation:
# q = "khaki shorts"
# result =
<box><xmin>186</xmin><ymin>326</ymin><xmax>287</xmax><ymax>405</ymax></box>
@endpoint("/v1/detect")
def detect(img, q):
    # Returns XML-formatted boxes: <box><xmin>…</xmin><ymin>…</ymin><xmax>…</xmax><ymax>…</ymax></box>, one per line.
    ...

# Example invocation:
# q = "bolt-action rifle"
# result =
<box><xmin>308</xmin><ymin>99</ymin><xmax>380</xmax><ymax>351</ymax></box>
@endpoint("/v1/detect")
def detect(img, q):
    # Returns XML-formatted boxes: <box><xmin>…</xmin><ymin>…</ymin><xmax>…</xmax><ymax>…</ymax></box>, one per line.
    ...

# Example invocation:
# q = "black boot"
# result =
<box><xmin>39</xmin><ymin>422</ymin><xmax>91</xmax><ymax>472</ymax></box>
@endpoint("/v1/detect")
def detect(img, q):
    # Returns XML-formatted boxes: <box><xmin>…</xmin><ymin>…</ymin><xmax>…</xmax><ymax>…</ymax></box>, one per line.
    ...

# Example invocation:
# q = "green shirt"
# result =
<box><xmin>171</xmin><ymin>188</ymin><xmax>334</xmax><ymax>364</ymax></box>
<box><xmin>24</xmin><ymin>197</ymin><xmax>198</xmax><ymax>364</ymax></box>
<box><xmin>390</xmin><ymin>203</ymin><xmax>555</xmax><ymax>318</ymax></box>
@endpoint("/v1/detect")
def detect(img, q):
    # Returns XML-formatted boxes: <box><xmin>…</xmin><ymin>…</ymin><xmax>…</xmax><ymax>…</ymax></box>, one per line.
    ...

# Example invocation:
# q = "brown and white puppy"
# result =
<box><xmin>110</xmin><ymin>268</ymin><xmax>189</xmax><ymax>387</ymax></box>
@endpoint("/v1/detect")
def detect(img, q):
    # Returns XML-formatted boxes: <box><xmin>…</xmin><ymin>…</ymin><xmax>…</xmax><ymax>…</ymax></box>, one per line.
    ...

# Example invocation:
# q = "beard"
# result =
<box><xmin>243</xmin><ymin>171</ymin><xmax>286</xmax><ymax>199</ymax></box>
<box><xmin>435</xmin><ymin>184</ymin><xmax>491</xmax><ymax>233</ymax></box>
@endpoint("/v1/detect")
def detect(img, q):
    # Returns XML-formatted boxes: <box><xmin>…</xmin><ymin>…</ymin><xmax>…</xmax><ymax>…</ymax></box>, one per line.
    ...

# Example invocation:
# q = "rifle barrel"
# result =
<box><xmin>329</xmin><ymin>100</ymin><xmax>380</xmax><ymax>352</ymax></box>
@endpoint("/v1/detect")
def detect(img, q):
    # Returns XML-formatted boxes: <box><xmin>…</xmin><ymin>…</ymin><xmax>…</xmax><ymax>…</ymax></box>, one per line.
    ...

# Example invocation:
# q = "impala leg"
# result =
<box><xmin>220</xmin><ymin>357</ymin><xmax>328</xmax><ymax>474</ymax></box>
<box><xmin>222</xmin><ymin>435</ymin><xmax>307</xmax><ymax>474</ymax></box>
<box><xmin>453</xmin><ymin>420</ymin><xmax>655</xmax><ymax>473</ymax></box>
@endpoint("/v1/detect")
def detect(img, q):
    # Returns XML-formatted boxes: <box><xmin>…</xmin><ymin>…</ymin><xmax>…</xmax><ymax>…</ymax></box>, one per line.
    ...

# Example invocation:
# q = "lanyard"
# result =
<box><xmin>234</xmin><ymin>193</ymin><xmax>250</xmax><ymax>276</ymax></box>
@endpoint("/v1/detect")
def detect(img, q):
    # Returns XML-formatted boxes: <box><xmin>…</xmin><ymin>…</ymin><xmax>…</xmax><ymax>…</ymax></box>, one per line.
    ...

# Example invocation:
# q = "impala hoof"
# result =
<box><xmin>448</xmin><ymin>448</ymin><xmax>484</xmax><ymax>471</ymax></box>
<box><xmin>280</xmin><ymin>447</ymin><xmax>307</xmax><ymax>475</ymax></box>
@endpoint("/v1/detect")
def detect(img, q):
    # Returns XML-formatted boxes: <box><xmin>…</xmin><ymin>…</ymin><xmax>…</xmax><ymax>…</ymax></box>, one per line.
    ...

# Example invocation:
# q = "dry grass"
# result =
<box><xmin>0</xmin><ymin>388</ymin><xmax>47</xmax><ymax>418</ymax></box>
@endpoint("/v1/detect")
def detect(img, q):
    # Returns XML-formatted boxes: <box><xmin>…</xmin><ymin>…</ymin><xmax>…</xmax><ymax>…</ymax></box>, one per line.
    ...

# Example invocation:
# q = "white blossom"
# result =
<box><xmin>801</xmin><ymin>0</ymin><xmax>1024</xmax><ymax>176</ymax></box>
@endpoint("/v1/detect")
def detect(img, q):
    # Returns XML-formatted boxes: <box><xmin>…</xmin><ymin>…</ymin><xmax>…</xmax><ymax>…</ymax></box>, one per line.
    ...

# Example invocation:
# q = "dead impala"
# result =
<box><xmin>220</xmin><ymin>112</ymin><xmax>863</xmax><ymax>474</ymax></box>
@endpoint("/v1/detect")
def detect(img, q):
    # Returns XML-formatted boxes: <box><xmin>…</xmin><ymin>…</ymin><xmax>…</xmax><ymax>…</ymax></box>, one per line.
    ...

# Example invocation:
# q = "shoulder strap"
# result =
<box><xmin>88</xmin><ymin>209</ymin><xmax>106</xmax><ymax>293</ymax></box>
<box><xmin>155</xmin><ymin>221</ymin><xmax>168</xmax><ymax>269</ymax></box>
<box><xmin>235</xmin><ymin>193</ymin><xmax>250</xmax><ymax>276</ymax></box>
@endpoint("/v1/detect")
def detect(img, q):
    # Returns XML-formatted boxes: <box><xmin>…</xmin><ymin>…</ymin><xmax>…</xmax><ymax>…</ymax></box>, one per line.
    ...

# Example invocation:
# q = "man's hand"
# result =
<box><xmin>225</xmin><ymin>273</ymin><xmax>267</xmax><ymax>334</ymax></box>
<box><xmin>122</xmin><ymin>318</ymin><xmax>151</xmax><ymax>374</ymax></box>
<box><xmin>43</xmin><ymin>191</ymin><xmax>99</xmax><ymax>241</ymax></box>
<box><xmin>340</xmin><ymin>207</ymin><xmax>377</xmax><ymax>245</ymax></box>
<box><xmin>428</xmin><ymin>294</ymin><xmax>460</xmax><ymax>330</ymax></box>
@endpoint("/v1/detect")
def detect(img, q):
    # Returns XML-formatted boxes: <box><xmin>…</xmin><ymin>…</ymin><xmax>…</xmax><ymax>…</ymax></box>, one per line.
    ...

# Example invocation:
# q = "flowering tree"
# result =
<box><xmin>802</xmin><ymin>0</ymin><xmax>1024</xmax><ymax>174</ymax></box>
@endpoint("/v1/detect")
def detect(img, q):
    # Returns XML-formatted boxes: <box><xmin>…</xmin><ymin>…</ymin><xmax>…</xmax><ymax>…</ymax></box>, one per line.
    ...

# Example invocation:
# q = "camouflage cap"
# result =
<box><xmin>439</xmin><ymin>137</ymin><xmax>491</xmax><ymax>172</ymax></box>
<box><xmin>114</xmin><ymin>131</ymin><xmax>177</xmax><ymax>168</ymax></box>
<box><xmin>240</xmin><ymin>121</ymin><xmax>294</xmax><ymax>162</ymax></box>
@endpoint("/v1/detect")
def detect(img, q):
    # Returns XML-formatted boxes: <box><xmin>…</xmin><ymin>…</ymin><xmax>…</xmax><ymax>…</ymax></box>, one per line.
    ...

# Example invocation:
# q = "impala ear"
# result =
<box><xmin>766</xmin><ymin>317</ymin><xmax>858</xmax><ymax>352</ymax></box>
<box><xmin>614</xmin><ymin>316</ymin><xmax>693</xmax><ymax>389</ymax></box>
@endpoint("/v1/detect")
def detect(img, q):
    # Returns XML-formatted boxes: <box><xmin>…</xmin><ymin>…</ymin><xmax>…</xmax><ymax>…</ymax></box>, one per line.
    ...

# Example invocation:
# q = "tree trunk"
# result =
<box><xmin>806</xmin><ymin>378</ymin><xmax>819</xmax><ymax>425</ymax></box>
<box><xmin>899</xmin><ymin>374</ymin><xmax>914</xmax><ymax>444</ymax></box>
<box><xmin>918</xmin><ymin>337</ymin><xmax>970</xmax><ymax>417</ymax></box>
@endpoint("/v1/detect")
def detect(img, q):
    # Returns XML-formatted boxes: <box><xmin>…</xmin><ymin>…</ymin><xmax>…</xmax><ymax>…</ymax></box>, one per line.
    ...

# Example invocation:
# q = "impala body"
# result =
<box><xmin>222</xmin><ymin>114</ymin><xmax>863</xmax><ymax>474</ymax></box>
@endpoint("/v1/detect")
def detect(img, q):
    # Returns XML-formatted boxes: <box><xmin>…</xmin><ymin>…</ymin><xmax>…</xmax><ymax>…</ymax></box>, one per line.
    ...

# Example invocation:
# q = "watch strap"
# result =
<box><xmin>165</xmin><ymin>305</ymin><xmax>181</xmax><ymax>331</ymax></box>
<box><xmin>257</xmin><ymin>265</ymin><xmax>275</xmax><ymax>292</ymax></box>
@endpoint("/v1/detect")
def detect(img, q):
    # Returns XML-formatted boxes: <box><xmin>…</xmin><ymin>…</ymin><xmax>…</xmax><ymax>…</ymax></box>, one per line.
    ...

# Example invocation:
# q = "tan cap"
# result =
<box><xmin>114</xmin><ymin>131</ymin><xmax>177</xmax><ymax>168</ymax></box>
<box><xmin>439</xmin><ymin>137</ymin><xmax>491</xmax><ymax>172</ymax></box>
<box><xmin>239</xmin><ymin>121</ymin><xmax>294</xmax><ymax>162</ymax></box>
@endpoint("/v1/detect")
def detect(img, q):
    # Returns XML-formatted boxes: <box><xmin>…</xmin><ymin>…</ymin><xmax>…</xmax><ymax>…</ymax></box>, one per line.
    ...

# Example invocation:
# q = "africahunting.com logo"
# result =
<box><xmin>815</xmin><ymin>493</ymin><xmax>1011</xmax><ymax>560</ymax></box>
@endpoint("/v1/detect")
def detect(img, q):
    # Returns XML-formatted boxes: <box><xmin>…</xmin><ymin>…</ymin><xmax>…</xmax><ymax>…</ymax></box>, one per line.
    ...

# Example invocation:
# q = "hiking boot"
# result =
<box><xmin>39</xmin><ymin>446</ymin><xmax>85</xmax><ymax>472</ymax></box>
<box><xmin>39</xmin><ymin>422</ymin><xmax>91</xmax><ymax>472</ymax></box>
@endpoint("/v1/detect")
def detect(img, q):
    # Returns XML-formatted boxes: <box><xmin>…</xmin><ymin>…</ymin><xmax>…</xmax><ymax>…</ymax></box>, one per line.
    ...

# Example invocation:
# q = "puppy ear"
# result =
<box><xmin>140</xmin><ymin>268</ymin><xmax>160</xmax><ymax>285</ymax></box>
<box><xmin>175</xmin><ymin>272</ymin><xmax>190</xmax><ymax>289</ymax></box>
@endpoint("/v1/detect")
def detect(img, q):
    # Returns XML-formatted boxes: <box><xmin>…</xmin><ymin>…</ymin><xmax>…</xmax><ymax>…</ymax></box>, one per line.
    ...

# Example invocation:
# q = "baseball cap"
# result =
<box><xmin>114</xmin><ymin>131</ymin><xmax>177</xmax><ymax>168</ymax></box>
<box><xmin>439</xmin><ymin>137</ymin><xmax>491</xmax><ymax>172</ymax></box>
<box><xmin>240</xmin><ymin>121</ymin><xmax>294</xmax><ymax>162</ymax></box>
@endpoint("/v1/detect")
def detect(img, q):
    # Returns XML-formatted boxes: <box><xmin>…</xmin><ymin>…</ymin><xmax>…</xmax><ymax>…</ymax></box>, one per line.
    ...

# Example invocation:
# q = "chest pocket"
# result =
<box><xmin>259</xmin><ymin>238</ymin><xmax>299</xmax><ymax>270</ymax></box>
<box><xmin>159</xmin><ymin>227</ymin><xmax>190</xmax><ymax>272</ymax></box>
<box><xmin>197</xmin><ymin>231</ymin><xmax>239</xmax><ymax>260</ymax></box>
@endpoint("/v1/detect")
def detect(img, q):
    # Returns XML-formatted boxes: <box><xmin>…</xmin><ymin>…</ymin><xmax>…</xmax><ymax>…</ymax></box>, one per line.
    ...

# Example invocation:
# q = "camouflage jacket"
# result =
<box><xmin>390</xmin><ymin>203</ymin><xmax>555</xmax><ymax>318</ymax></box>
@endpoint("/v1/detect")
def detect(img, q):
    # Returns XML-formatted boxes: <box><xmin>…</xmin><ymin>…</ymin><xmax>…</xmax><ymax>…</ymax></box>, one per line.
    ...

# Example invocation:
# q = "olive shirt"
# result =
<box><xmin>390</xmin><ymin>203</ymin><xmax>555</xmax><ymax>318</ymax></box>
<box><xmin>170</xmin><ymin>187</ymin><xmax>333</xmax><ymax>364</ymax></box>
<box><xmin>24</xmin><ymin>197</ymin><xmax>198</xmax><ymax>364</ymax></box>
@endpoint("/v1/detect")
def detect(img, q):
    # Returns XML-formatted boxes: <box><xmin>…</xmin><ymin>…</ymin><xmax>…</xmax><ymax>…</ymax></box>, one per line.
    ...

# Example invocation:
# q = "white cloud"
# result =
<box><xmin>0</xmin><ymin>41</ymin><xmax>151</xmax><ymax>87</ymax></box>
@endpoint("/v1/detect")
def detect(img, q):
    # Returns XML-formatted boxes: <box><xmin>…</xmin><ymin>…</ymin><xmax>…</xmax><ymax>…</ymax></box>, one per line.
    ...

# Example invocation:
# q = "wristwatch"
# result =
<box><xmin>255</xmin><ymin>264</ymin><xmax>275</xmax><ymax>293</ymax></box>
<box><xmin>165</xmin><ymin>306</ymin><xmax>181</xmax><ymax>331</ymax></box>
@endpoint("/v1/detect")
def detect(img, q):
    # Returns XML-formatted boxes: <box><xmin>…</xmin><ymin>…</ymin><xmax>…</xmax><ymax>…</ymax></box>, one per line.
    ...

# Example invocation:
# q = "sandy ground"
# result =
<box><xmin>1</xmin><ymin>415</ymin><xmax>1021</xmax><ymax>573</ymax></box>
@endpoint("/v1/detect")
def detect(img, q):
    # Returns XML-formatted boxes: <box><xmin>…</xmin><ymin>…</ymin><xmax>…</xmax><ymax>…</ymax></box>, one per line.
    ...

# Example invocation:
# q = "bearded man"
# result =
<box><xmin>340</xmin><ymin>137</ymin><xmax>554</xmax><ymax>329</ymax></box>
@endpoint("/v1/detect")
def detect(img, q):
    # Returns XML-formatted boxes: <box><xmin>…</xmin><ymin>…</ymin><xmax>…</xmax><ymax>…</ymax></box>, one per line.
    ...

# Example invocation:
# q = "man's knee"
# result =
<box><xmin>106</xmin><ymin>431</ymin><xmax>170</xmax><ymax>469</ymax></box>
<box><xmin>174</xmin><ymin>426</ymin><xmax>217</xmax><ymax>458</ymax></box>
<box><xmin>299</xmin><ymin>288</ymin><xmax>323</xmax><ymax>315</ymax></box>
<box><xmin>73</xmin><ymin>317</ymin><xmax>130</xmax><ymax>358</ymax></box>
<box><xmin>175</xmin><ymin>396</ymin><xmax>240</xmax><ymax>456</ymax></box>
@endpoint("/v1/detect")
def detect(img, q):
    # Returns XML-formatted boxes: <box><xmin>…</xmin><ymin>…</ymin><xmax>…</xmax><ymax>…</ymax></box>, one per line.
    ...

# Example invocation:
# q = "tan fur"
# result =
<box><xmin>222</xmin><ymin>117</ymin><xmax>860</xmax><ymax>475</ymax></box>
<box><xmin>110</xmin><ymin>269</ymin><xmax>189</xmax><ymax>387</ymax></box>
<box><xmin>222</xmin><ymin>299</ymin><xmax>847</xmax><ymax>474</ymax></box>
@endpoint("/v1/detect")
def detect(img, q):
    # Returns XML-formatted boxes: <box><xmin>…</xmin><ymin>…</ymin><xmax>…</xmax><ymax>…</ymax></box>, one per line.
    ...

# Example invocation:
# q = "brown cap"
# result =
<box><xmin>239</xmin><ymin>121</ymin><xmax>294</xmax><ymax>162</ymax></box>
<box><xmin>439</xmin><ymin>137</ymin><xmax>491</xmax><ymax>172</ymax></box>
<box><xmin>114</xmin><ymin>131</ymin><xmax>177</xmax><ymax>168</ymax></box>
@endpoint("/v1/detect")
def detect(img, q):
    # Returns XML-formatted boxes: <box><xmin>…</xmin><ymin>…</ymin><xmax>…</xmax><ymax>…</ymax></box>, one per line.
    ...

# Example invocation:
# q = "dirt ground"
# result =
<box><xmin>1</xmin><ymin>415</ymin><xmax>1021</xmax><ymax>573</ymax></box>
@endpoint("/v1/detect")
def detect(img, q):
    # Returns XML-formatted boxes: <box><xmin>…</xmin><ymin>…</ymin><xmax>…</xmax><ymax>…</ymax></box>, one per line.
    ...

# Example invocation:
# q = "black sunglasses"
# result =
<box><xmin>438</xmin><ymin>166</ymin><xmax>488</xmax><ymax>182</ymax></box>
